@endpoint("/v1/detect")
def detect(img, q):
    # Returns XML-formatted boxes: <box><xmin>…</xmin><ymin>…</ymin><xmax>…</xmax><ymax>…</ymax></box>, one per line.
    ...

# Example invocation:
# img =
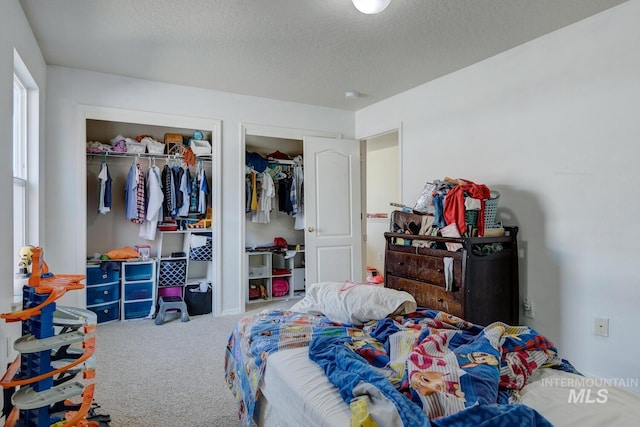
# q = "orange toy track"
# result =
<box><xmin>0</xmin><ymin>247</ymin><xmax>85</xmax><ymax>323</ymax></box>
<box><xmin>3</xmin><ymin>384</ymin><xmax>98</xmax><ymax>427</ymax></box>
<box><xmin>61</xmin><ymin>383</ymin><xmax>99</xmax><ymax>427</ymax></box>
<box><xmin>0</xmin><ymin>246</ymin><xmax>95</xmax><ymax>426</ymax></box>
<box><xmin>0</xmin><ymin>337</ymin><xmax>95</xmax><ymax>388</ymax></box>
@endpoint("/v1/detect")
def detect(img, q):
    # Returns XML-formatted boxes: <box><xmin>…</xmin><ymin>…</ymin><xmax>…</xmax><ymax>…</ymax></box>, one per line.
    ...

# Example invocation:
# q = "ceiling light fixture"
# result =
<box><xmin>352</xmin><ymin>0</ymin><xmax>391</xmax><ymax>14</ymax></box>
<box><xmin>345</xmin><ymin>91</ymin><xmax>361</xmax><ymax>99</ymax></box>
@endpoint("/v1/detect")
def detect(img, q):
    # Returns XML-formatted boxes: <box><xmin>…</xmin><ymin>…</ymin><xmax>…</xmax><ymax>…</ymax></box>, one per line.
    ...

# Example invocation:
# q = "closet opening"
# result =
<box><xmin>244</xmin><ymin>135</ymin><xmax>305</xmax><ymax>306</ymax></box>
<box><xmin>240</xmin><ymin>124</ymin><xmax>343</xmax><ymax>310</ymax></box>
<box><xmin>80</xmin><ymin>107</ymin><xmax>221</xmax><ymax>321</ymax></box>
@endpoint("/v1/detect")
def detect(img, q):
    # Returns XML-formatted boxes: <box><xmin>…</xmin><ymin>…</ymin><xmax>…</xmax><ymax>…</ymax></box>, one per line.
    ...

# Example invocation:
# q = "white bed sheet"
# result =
<box><xmin>256</xmin><ymin>347</ymin><xmax>351</xmax><ymax>426</ymax></box>
<box><xmin>257</xmin><ymin>347</ymin><xmax>640</xmax><ymax>427</ymax></box>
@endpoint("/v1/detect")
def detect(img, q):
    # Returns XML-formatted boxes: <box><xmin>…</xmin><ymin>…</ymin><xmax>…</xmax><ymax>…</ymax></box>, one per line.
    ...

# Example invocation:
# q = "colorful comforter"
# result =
<box><xmin>224</xmin><ymin>308</ymin><xmax>578</xmax><ymax>426</ymax></box>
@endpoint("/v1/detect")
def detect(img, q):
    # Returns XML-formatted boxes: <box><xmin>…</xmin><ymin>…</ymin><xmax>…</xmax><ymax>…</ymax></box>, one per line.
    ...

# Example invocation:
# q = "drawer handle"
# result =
<box><xmin>437</xmin><ymin>298</ymin><xmax>444</xmax><ymax>303</ymax></box>
<box><xmin>103</xmin><ymin>309</ymin><xmax>109</xmax><ymax>314</ymax></box>
<box><xmin>102</xmin><ymin>274</ymin><xmax>108</xmax><ymax>279</ymax></box>
<box><xmin>103</xmin><ymin>290</ymin><xmax>109</xmax><ymax>295</ymax></box>
<box><xmin>436</xmin><ymin>268</ymin><xmax>443</xmax><ymax>273</ymax></box>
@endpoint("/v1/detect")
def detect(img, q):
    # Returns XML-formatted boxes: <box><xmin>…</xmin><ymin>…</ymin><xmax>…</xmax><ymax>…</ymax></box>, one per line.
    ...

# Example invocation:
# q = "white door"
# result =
<box><xmin>304</xmin><ymin>136</ymin><xmax>363</xmax><ymax>285</ymax></box>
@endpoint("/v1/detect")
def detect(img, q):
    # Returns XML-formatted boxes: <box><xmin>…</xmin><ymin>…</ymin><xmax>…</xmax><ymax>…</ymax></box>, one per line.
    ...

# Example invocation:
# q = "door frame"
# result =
<box><xmin>239</xmin><ymin>123</ymin><xmax>340</xmax><ymax>310</ymax></box>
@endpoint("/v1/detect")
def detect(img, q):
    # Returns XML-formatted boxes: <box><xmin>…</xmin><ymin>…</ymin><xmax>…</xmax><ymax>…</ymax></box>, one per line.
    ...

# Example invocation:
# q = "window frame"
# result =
<box><xmin>13</xmin><ymin>50</ymin><xmax>39</xmax><ymax>297</ymax></box>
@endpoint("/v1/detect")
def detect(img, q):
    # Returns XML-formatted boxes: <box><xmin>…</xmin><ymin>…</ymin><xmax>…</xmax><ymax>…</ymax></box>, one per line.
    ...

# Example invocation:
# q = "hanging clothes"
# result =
<box><xmin>139</xmin><ymin>164</ymin><xmax>164</xmax><ymax>240</ymax></box>
<box><xmin>125</xmin><ymin>161</ymin><xmax>139</xmax><ymax>221</ymax></box>
<box><xmin>278</xmin><ymin>175</ymin><xmax>293</xmax><ymax>214</ymax></box>
<box><xmin>97</xmin><ymin>161</ymin><xmax>112</xmax><ymax>214</ymax></box>
<box><xmin>132</xmin><ymin>162</ymin><xmax>146</xmax><ymax>224</ymax></box>
<box><xmin>190</xmin><ymin>167</ymin><xmax>199</xmax><ymax>213</ymax></box>
<box><xmin>172</xmin><ymin>165</ymin><xmax>184</xmax><ymax>212</ymax></box>
<box><xmin>292</xmin><ymin>164</ymin><xmax>305</xmax><ymax>230</ymax></box>
<box><xmin>177</xmin><ymin>166</ymin><xmax>191</xmax><ymax>217</ymax></box>
<box><xmin>250</xmin><ymin>171</ymin><xmax>258</xmax><ymax>211</ymax></box>
<box><xmin>162</xmin><ymin>164</ymin><xmax>176</xmax><ymax>218</ymax></box>
<box><xmin>198</xmin><ymin>162</ymin><xmax>209</xmax><ymax>214</ymax></box>
<box><xmin>251</xmin><ymin>171</ymin><xmax>275</xmax><ymax>223</ymax></box>
<box><xmin>245</xmin><ymin>174</ymin><xmax>252</xmax><ymax>213</ymax></box>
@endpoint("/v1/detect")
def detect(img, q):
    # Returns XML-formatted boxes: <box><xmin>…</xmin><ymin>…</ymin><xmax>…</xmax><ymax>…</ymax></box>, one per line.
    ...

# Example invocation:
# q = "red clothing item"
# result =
<box><xmin>443</xmin><ymin>182</ymin><xmax>491</xmax><ymax>236</ymax></box>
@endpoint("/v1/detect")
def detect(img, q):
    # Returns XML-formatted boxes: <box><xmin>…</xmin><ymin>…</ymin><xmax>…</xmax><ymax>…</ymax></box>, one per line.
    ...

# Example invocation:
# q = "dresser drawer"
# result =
<box><xmin>86</xmin><ymin>283</ymin><xmax>120</xmax><ymax>305</ymax></box>
<box><xmin>386</xmin><ymin>275</ymin><xmax>463</xmax><ymax>318</ymax></box>
<box><xmin>86</xmin><ymin>266</ymin><xmax>120</xmax><ymax>285</ymax></box>
<box><xmin>385</xmin><ymin>251</ymin><xmax>462</xmax><ymax>289</ymax></box>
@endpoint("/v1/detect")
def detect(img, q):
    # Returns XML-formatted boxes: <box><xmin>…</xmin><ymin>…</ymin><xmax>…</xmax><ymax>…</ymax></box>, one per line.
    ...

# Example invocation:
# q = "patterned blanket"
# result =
<box><xmin>224</xmin><ymin>308</ymin><xmax>578</xmax><ymax>426</ymax></box>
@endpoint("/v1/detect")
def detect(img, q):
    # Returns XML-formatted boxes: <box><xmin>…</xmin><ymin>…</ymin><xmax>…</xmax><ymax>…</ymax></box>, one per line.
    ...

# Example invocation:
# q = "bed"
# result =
<box><xmin>225</xmin><ymin>282</ymin><xmax>640</xmax><ymax>426</ymax></box>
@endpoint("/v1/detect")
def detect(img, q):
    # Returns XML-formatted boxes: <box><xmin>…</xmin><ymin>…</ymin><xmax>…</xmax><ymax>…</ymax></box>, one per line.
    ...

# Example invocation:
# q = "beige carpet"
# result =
<box><xmin>94</xmin><ymin>299</ymin><xmax>294</xmax><ymax>426</ymax></box>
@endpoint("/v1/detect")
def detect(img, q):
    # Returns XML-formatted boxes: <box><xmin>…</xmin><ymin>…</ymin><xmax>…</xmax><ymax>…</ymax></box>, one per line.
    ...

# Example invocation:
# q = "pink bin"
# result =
<box><xmin>158</xmin><ymin>286</ymin><xmax>182</xmax><ymax>298</ymax></box>
<box><xmin>272</xmin><ymin>278</ymin><xmax>289</xmax><ymax>297</ymax></box>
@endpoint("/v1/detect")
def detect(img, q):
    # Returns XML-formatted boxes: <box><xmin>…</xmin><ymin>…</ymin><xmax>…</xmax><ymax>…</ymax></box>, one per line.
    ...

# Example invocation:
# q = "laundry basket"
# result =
<box><xmin>484</xmin><ymin>191</ymin><xmax>500</xmax><ymax>229</ymax></box>
<box><xmin>464</xmin><ymin>209</ymin><xmax>479</xmax><ymax>228</ymax></box>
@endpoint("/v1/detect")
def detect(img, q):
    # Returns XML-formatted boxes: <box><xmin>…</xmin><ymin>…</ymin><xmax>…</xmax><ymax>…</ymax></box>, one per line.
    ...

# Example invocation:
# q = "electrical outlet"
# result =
<box><xmin>523</xmin><ymin>297</ymin><xmax>534</xmax><ymax>319</ymax></box>
<box><xmin>594</xmin><ymin>317</ymin><xmax>609</xmax><ymax>337</ymax></box>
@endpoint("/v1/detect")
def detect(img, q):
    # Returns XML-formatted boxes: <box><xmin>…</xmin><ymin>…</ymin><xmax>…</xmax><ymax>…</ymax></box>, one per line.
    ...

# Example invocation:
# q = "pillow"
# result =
<box><xmin>105</xmin><ymin>246</ymin><xmax>141</xmax><ymax>260</ymax></box>
<box><xmin>290</xmin><ymin>281</ymin><xmax>417</xmax><ymax>324</ymax></box>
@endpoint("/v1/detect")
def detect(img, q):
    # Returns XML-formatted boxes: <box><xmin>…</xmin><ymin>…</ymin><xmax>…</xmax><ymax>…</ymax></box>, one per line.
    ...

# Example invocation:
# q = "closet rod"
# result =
<box><xmin>85</xmin><ymin>151</ymin><xmax>212</xmax><ymax>162</ymax></box>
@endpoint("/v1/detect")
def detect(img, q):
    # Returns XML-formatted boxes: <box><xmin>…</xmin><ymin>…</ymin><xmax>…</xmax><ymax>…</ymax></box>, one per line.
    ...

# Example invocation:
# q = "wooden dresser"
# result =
<box><xmin>384</xmin><ymin>227</ymin><xmax>519</xmax><ymax>326</ymax></box>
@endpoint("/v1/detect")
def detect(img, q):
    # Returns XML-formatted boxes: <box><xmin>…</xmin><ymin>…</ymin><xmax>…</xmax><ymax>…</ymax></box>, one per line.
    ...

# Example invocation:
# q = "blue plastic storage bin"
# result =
<box><xmin>86</xmin><ymin>266</ymin><xmax>120</xmax><ymax>285</ymax></box>
<box><xmin>123</xmin><ymin>300</ymin><xmax>153</xmax><ymax>320</ymax></box>
<box><xmin>123</xmin><ymin>281</ymin><xmax>154</xmax><ymax>300</ymax></box>
<box><xmin>88</xmin><ymin>301</ymin><xmax>120</xmax><ymax>323</ymax></box>
<box><xmin>86</xmin><ymin>283</ymin><xmax>120</xmax><ymax>305</ymax></box>
<box><xmin>123</xmin><ymin>262</ymin><xmax>154</xmax><ymax>281</ymax></box>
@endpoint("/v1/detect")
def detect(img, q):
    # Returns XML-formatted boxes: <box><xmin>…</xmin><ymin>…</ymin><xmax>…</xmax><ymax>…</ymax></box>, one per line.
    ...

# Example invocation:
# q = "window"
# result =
<box><xmin>13</xmin><ymin>50</ymin><xmax>39</xmax><ymax>297</ymax></box>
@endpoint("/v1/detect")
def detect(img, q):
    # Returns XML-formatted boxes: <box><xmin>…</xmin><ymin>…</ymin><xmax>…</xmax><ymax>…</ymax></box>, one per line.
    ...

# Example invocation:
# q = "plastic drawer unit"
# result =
<box><xmin>121</xmin><ymin>259</ymin><xmax>157</xmax><ymax>321</ymax></box>
<box><xmin>86</xmin><ymin>264</ymin><xmax>121</xmax><ymax>323</ymax></box>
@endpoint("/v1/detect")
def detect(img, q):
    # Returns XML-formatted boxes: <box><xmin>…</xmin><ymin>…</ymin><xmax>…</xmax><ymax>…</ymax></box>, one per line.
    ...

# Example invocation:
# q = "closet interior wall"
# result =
<box><xmin>245</xmin><ymin>135</ymin><xmax>304</xmax><ymax>249</ymax></box>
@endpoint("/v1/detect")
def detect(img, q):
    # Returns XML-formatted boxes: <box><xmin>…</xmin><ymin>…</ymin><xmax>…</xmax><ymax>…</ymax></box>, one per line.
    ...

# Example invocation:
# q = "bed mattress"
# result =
<box><xmin>257</xmin><ymin>347</ymin><xmax>640</xmax><ymax>427</ymax></box>
<box><xmin>256</xmin><ymin>347</ymin><xmax>350</xmax><ymax>426</ymax></box>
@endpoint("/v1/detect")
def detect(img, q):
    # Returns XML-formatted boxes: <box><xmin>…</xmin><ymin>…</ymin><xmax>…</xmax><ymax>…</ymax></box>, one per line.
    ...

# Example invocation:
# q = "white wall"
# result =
<box><xmin>356</xmin><ymin>1</ymin><xmax>640</xmax><ymax>390</ymax></box>
<box><xmin>0</xmin><ymin>0</ymin><xmax>48</xmax><ymax>413</ymax></box>
<box><xmin>44</xmin><ymin>66</ymin><xmax>354</xmax><ymax>315</ymax></box>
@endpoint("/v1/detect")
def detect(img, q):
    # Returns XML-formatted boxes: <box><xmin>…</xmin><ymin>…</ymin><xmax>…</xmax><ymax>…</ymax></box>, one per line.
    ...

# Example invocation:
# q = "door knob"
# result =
<box><xmin>307</xmin><ymin>227</ymin><xmax>315</xmax><ymax>232</ymax></box>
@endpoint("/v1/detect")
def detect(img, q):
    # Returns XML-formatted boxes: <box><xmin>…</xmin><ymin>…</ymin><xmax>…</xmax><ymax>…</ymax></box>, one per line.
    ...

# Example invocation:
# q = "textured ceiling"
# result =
<box><xmin>19</xmin><ymin>0</ymin><xmax>627</xmax><ymax>110</ymax></box>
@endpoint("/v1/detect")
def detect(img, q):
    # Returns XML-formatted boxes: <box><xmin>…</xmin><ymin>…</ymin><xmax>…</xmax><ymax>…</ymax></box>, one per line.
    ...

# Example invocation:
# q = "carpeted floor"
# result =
<box><xmin>94</xmin><ymin>299</ymin><xmax>294</xmax><ymax>426</ymax></box>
